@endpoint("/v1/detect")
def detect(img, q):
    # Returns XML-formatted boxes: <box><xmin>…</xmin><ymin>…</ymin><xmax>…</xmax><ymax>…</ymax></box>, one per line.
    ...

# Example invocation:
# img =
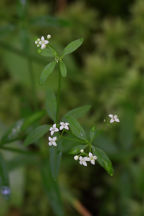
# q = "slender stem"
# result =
<box><xmin>56</xmin><ymin>69</ymin><xmax>62</xmax><ymax>122</ymax></box>
<box><xmin>0</xmin><ymin>146</ymin><xmax>38</xmax><ymax>155</ymax></box>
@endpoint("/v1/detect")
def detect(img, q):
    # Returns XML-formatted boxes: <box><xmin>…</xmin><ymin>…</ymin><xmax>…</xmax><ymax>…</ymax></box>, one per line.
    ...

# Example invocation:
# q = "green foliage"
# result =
<box><xmin>93</xmin><ymin>146</ymin><xmax>114</xmax><ymax>176</ymax></box>
<box><xmin>59</xmin><ymin>61</ymin><xmax>67</xmax><ymax>77</ymax></box>
<box><xmin>40</xmin><ymin>61</ymin><xmax>56</xmax><ymax>84</ymax></box>
<box><xmin>45</xmin><ymin>89</ymin><xmax>57</xmax><ymax>121</ymax></box>
<box><xmin>0</xmin><ymin>153</ymin><xmax>9</xmax><ymax>187</ymax></box>
<box><xmin>24</xmin><ymin>124</ymin><xmax>50</xmax><ymax>146</ymax></box>
<box><xmin>63</xmin><ymin>105</ymin><xmax>91</xmax><ymax>119</ymax></box>
<box><xmin>62</xmin><ymin>38</ymin><xmax>84</xmax><ymax>56</ymax></box>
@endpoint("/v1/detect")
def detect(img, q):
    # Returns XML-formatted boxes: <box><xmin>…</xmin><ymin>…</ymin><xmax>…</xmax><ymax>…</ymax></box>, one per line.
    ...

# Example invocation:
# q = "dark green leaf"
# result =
<box><xmin>40</xmin><ymin>61</ymin><xmax>56</xmax><ymax>84</ymax></box>
<box><xmin>93</xmin><ymin>147</ymin><xmax>114</xmax><ymax>176</ymax></box>
<box><xmin>59</xmin><ymin>61</ymin><xmax>67</xmax><ymax>77</ymax></box>
<box><xmin>70</xmin><ymin>145</ymin><xmax>86</xmax><ymax>155</ymax></box>
<box><xmin>89</xmin><ymin>126</ymin><xmax>97</xmax><ymax>142</ymax></box>
<box><xmin>65</xmin><ymin>116</ymin><xmax>87</xmax><ymax>141</ymax></box>
<box><xmin>40</xmin><ymin>46</ymin><xmax>57</xmax><ymax>57</ymax></box>
<box><xmin>49</xmin><ymin>144</ymin><xmax>62</xmax><ymax>180</ymax></box>
<box><xmin>62</xmin><ymin>38</ymin><xmax>84</xmax><ymax>56</ymax></box>
<box><xmin>45</xmin><ymin>89</ymin><xmax>57</xmax><ymax>121</ymax></box>
<box><xmin>63</xmin><ymin>105</ymin><xmax>91</xmax><ymax>119</ymax></box>
<box><xmin>0</xmin><ymin>153</ymin><xmax>9</xmax><ymax>187</ymax></box>
<box><xmin>41</xmin><ymin>159</ymin><xmax>64</xmax><ymax>216</ymax></box>
<box><xmin>24</xmin><ymin>124</ymin><xmax>50</xmax><ymax>146</ymax></box>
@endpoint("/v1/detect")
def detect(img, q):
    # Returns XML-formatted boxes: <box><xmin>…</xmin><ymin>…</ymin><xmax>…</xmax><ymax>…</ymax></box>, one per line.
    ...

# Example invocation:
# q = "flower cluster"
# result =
<box><xmin>48</xmin><ymin>122</ymin><xmax>69</xmax><ymax>147</ymax></box>
<box><xmin>35</xmin><ymin>34</ymin><xmax>51</xmax><ymax>49</ymax></box>
<box><xmin>74</xmin><ymin>149</ymin><xmax>97</xmax><ymax>166</ymax></box>
<box><xmin>108</xmin><ymin>114</ymin><xmax>120</xmax><ymax>123</ymax></box>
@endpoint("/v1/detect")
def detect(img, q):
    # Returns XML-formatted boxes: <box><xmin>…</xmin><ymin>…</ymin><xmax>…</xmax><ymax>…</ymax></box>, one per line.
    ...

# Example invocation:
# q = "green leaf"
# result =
<box><xmin>49</xmin><ymin>144</ymin><xmax>62</xmax><ymax>180</ymax></box>
<box><xmin>65</xmin><ymin>116</ymin><xmax>87</xmax><ymax>141</ymax></box>
<box><xmin>63</xmin><ymin>105</ymin><xmax>91</xmax><ymax>119</ymax></box>
<box><xmin>40</xmin><ymin>61</ymin><xmax>56</xmax><ymax>84</ymax></box>
<box><xmin>0</xmin><ymin>153</ymin><xmax>9</xmax><ymax>187</ymax></box>
<box><xmin>93</xmin><ymin>147</ymin><xmax>114</xmax><ymax>176</ymax></box>
<box><xmin>45</xmin><ymin>89</ymin><xmax>57</xmax><ymax>121</ymax></box>
<box><xmin>40</xmin><ymin>46</ymin><xmax>57</xmax><ymax>57</ymax></box>
<box><xmin>22</xmin><ymin>110</ymin><xmax>46</xmax><ymax>131</ymax></box>
<box><xmin>70</xmin><ymin>145</ymin><xmax>86</xmax><ymax>155</ymax></box>
<box><xmin>59</xmin><ymin>61</ymin><xmax>67</xmax><ymax>77</ymax></box>
<box><xmin>41</xmin><ymin>159</ymin><xmax>64</xmax><ymax>216</ymax></box>
<box><xmin>62</xmin><ymin>38</ymin><xmax>84</xmax><ymax>56</ymax></box>
<box><xmin>89</xmin><ymin>126</ymin><xmax>97</xmax><ymax>143</ymax></box>
<box><xmin>24</xmin><ymin>124</ymin><xmax>50</xmax><ymax>146</ymax></box>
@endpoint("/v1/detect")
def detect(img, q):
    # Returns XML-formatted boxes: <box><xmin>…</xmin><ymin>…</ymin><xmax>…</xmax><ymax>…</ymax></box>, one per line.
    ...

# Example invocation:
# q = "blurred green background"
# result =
<box><xmin>0</xmin><ymin>0</ymin><xmax>144</xmax><ymax>215</ymax></box>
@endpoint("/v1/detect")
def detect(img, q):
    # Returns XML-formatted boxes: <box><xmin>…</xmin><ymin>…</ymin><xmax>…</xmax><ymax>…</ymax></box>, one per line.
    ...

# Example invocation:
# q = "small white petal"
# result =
<box><xmin>80</xmin><ymin>149</ymin><xmax>84</xmax><ymax>153</ymax></box>
<box><xmin>47</xmin><ymin>34</ymin><xmax>51</xmax><ymax>39</ymax></box>
<box><xmin>110</xmin><ymin>119</ymin><xmax>114</xmax><ymax>123</ymax></box>
<box><xmin>91</xmin><ymin>160</ymin><xmax>95</xmax><ymax>165</ymax></box>
<box><xmin>60</xmin><ymin>126</ymin><xmax>63</xmax><ymax>130</ymax></box>
<box><xmin>83</xmin><ymin>161</ymin><xmax>87</xmax><ymax>166</ymax></box>
<box><xmin>108</xmin><ymin>114</ymin><xmax>113</xmax><ymax>118</ymax></box>
<box><xmin>41</xmin><ymin>44</ymin><xmax>46</xmax><ymax>49</ymax></box>
<box><xmin>44</xmin><ymin>40</ymin><xmax>49</xmax><ymax>44</ymax></box>
<box><xmin>89</xmin><ymin>152</ymin><xmax>92</xmax><ymax>157</ymax></box>
<box><xmin>65</xmin><ymin>125</ymin><xmax>69</xmax><ymax>130</ymax></box>
<box><xmin>41</xmin><ymin>36</ymin><xmax>44</xmax><ymax>41</ymax></box>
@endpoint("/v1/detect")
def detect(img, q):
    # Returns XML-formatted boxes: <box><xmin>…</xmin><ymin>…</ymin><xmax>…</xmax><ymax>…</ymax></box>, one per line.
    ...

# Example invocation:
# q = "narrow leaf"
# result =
<box><xmin>59</xmin><ymin>61</ymin><xmax>67</xmax><ymax>77</ymax></box>
<box><xmin>93</xmin><ymin>147</ymin><xmax>114</xmax><ymax>176</ymax></box>
<box><xmin>62</xmin><ymin>38</ymin><xmax>84</xmax><ymax>56</ymax></box>
<box><xmin>40</xmin><ymin>61</ymin><xmax>56</xmax><ymax>84</ymax></box>
<box><xmin>45</xmin><ymin>89</ymin><xmax>57</xmax><ymax>121</ymax></box>
<box><xmin>63</xmin><ymin>105</ymin><xmax>91</xmax><ymax>119</ymax></box>
<box><xmin>0</xmin><ymin>153</ymin><xmax>9</xmax><ymax>187</ymax></box>
<box><xmin>65</xmin><ymin>116</ymin><xmax>87</xmax><ymax>141</ymax></box>
<box><xmin>24</xmin><ymin>124</ymin><xmax>50</xmax><ymax>146</ymax></box>
<box><xmin>41</xmin><ymin>159</ymin><xmax>64</xmax><ymax>216</ymax></box>
<box><xmin>49</xmin><ymin>145</ymin><xmax>62</xmax><ymax>180</ymax></box>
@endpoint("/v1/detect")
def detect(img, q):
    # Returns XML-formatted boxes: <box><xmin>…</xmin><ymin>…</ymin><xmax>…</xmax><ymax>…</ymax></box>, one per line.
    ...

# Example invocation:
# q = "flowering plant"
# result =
<box><xmin>0</xmin><ymin>34</ymin><xmax>119</xmax><ymax>216</ymax></box>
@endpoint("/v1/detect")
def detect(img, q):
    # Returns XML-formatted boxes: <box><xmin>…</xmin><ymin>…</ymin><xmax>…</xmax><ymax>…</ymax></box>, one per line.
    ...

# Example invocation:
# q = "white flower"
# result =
<box><xmin>47</xmin><ymin>34</ymin><xmax>51</xmax><ymax>39</ymax></box>
<box><xmin>79</xmin><ymin>156</ymin><xmax>89</xmax><ymax>166</ymax></box>
<box><xmin>74</xmin><ymin>155</ymin><xmax>79</xmax><ymax>160</ymax></box>
<box><xmin>108</xmin><ymin>114</ymin><xmax>120</xmax><ymax>123</ymax></box>
<box><xmin>49</xmin><ymin>124</ymin><xmax>59</xmax><ymax>136</ymax></box>
<box><xmin>39</xmin><ymin>36</ymin><xmax>49</xmax><ymax>49</ymax></box>
<box><xmin>35</xmin><ymin>35</ymin><xmax>51</xmax><ymax>50</ymax></box>
<box><xmin>60</xmin><ymin>122</ymin><xmax>69</xmax><ymax>130</ymax></box>
<box><xmin>48</xmin><ymin>136</ymin><xmax>57</xmax><ymax>146</ymax></box>
<box><xmin>88</xmin><ymin>152</ymin><xmax>97</xmax><ymax>165</ymax></box>
<box><xmin>80</xmin><ymin>149</ymin><xmax>84</xmax><ymax>153</ymax></box>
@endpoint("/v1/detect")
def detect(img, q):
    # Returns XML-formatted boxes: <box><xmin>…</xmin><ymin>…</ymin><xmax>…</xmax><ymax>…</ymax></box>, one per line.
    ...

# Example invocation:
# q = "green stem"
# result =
<box><xmin>0</xmin><ymin>146</ymin><xmax>38</xmax><ymax>155</ymax></box>
<box><xmin>56</xmin><ymin>69</ymin><xmax>62</xmax><ymax>122</ymax></box>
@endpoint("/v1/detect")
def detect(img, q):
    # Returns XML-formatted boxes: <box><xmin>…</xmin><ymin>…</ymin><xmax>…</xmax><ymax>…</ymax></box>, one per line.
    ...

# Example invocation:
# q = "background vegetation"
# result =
<box><xmin>0</xmin><ymin>0</ymin><xmax>144</xmax><ymax>215</ymax></box>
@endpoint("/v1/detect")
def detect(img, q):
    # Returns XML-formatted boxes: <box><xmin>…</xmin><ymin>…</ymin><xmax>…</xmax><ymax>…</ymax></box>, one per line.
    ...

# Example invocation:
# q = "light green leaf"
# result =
<box><xmin>40</xmin><ymin>61</ymin><xmax>56</xmax><ymax>84</ymax></box>
<box><xmin>40</xmin><ymin>46</ymin><xmax>57</xmax><ymax>57</ymax></box>
<box><xmin>63</xmin><ymin>105</ymin><xmax>91</xmax><ymax>119</ymax></box>
<box><xmin>24</xmin><ymin>124</ymin><xmax>50</xmax><ymax>146</ymax></box>
<box><xmin>0</xmin><ymin>153</ymin><xmax>9</xmax><ymax>187</ymax></box>
<box><xmin>45</xmin><ymin>89</ymin><xmax>57</xmax><ymax>121</ymax></box>
<box><xmin>65</xmin><ymin>116</ymin><xmax>87</xmax><ymax>141</ymax></box>
<box><xmin>70</xmin><ymin>145</ymin><xmax>86</xmax><ymax>155</ymax></box>
<box><xmin>93</xmin><ymin>147</ymin><xmax>114</xmax><ymax>176</ymax></box>
<box><xmin>59</xmin><ymin>61</ymin><xmax>67</xmax><ymax>77</ymax></box>
<box><xmin>41</xmin><ymin>159</ymin><xmax>64</xmax><ymax>216</ymax></box>
<box><xmin>62</xmin><ymin>38</ymin><xmax>84</xmax><ymax>56</ymax></box>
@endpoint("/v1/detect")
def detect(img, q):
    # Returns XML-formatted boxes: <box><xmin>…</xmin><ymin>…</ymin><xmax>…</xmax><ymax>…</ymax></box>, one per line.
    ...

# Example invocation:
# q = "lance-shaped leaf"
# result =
<box><xmin>59</xmin><ymin>61</ymin><xmax>67</xmax><ymax>77</ymax></box>
<box><xmin>92</xmin><ymin>146</ymin><xmax>114</xmax><ymax>176</ymax></box>
<box><xmin>0</xmin><ymin>153</ymin><xmax>9</xmax><ymax>188</ymax></box>
<box><xmin>62</xmin><ymin>38</ymin><xmax>84</xmax><ymax>56</ymax></box>
<box><xmin>49</xmin><ymin>143</ymin><xmax>62</xmax><ymax>180</ymax></box>
<box><xmin>41</xmin><ymin>159</ymin><xmax>64</xmax><ymax>216</ymax></box>
<box><xmin>24</xmin><ymin>124</ymin><xmax>50</xmax><ymax>146</ymax></box>
<box><xmin>63</xmin><ymin>105</ymin><xmax>91</xmax><ymax>119</ymax></box>
<box><xmin>45</xmin><ymin>89</ymin><xmax>57</xmax><ymax>121</ymax></box>
<box><xmin>40</xmin><ymin>61</ymin><xmax>56</xmax><ymax>84</ymax></box>
<box><xmin>65</xmin><ymin>116</ymin><xmax>87</xmax><ymax>141</ymax></box>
